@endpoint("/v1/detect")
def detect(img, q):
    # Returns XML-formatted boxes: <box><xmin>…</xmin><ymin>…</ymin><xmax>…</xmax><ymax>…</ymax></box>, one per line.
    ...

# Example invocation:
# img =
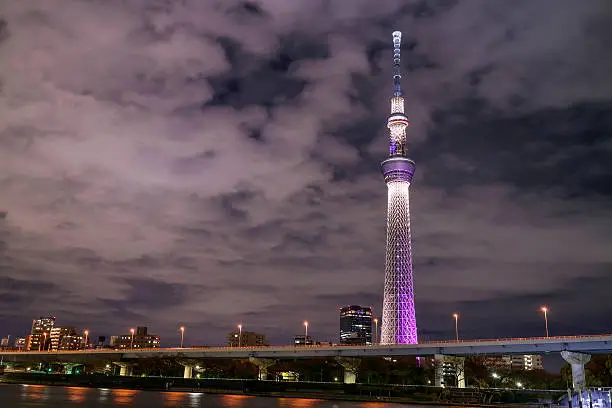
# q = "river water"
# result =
<box><xmin>0</xmin><ymin>384</ymin><xmax>413</xmax><ymax>407</ymax></box>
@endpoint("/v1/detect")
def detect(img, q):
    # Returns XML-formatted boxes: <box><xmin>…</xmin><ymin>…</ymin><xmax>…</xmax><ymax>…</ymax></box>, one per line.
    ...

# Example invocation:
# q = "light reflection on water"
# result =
<box><xmin>1</xmin><ymin>384</ymin><xmax>411</xmax><ymax>407</ymax></box>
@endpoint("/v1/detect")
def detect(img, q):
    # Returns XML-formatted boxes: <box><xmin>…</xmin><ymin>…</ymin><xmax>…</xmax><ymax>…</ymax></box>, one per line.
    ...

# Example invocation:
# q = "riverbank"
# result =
<box><xmin>0</xmin><ymin>372</ymin><xmax>562</xmax><ymax>407</ymax></box>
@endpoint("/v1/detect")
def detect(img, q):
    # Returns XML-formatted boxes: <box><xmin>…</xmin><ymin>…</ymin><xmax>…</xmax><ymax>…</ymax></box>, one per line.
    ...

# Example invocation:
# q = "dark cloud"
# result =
<box><xmin>0</xmin><ymin>0</ymin><xmax>610</xmax><ymax>358</ymax></box>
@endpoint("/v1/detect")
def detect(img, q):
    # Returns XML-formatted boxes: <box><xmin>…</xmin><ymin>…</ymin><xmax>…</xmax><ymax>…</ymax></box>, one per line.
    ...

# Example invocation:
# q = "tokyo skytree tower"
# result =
<box><xmin>380</xmin><ymin>31</ymin><xmax>418</xmax><ymax>345</ymax></box>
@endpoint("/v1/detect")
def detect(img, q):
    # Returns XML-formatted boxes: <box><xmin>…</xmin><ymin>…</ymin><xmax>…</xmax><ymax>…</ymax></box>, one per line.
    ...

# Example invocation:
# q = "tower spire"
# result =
<box><xmin>392</xmin><ymin>31</ymin><xmax>403</xmax><ymax>97</ymax></box>
<box><xmin>387</xmin><ymin>31</ymin><xmax>410</xmax><ymax>157</ymax></box>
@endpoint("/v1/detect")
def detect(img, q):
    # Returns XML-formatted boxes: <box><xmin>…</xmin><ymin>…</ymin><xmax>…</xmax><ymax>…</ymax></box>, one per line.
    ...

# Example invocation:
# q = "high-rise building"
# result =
<box><xmin>227</xmin><ymin>331</ymin><xmax>269</xmax><ymax>347</ymax></box>
<box><xmin>27</xmin><ymin>316</ymin><xmax>56</xmax><ymax>351</ymax></box>
<box><xmin>111</xmin><ymin>326</ymin><xmax>160</xmax><ymax>349</ymax></box>
<box><xmin>339</xmin><ymin>305</ymin><xmax>373</xmax><ymax>345</ymax></box>
<box><xmin>50</xmin><ymin>327</ymin><xmax>78</xmax><ymax>351</ymax></box>
<box><xmin>380</xmin><ymin>31</ymin><xmax>418</xmax><ymax>345</ymax></box>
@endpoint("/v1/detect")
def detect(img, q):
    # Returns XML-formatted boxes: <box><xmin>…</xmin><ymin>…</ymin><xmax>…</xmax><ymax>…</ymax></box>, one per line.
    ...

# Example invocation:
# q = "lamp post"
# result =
<box><xmin>41</xmin><ymin>332</ymin><xmax>47</xmax><ymax>351</ymax></box>
<box><xmin>83</xmin><ymin>330</ymin><xmax>89</xmax><ymax>350</ymax></box>
<box><xmin>130</xmin><ymin>328</ymin><xmax>135</xmax><ymax>349</ymax></box>
<box><xmin>540</xmin><ymin>306</ymin><xmax>549</xmax><ymax>337</ymax></box>
<box><xmin>179</xmin><ymin>326</ymin><xmax>185</xmax><ymax>348</ymax></box>
<box><xmin>373</xmin><ymin>318</ymin><xmax>378</xmax><ymax>344</ymax></box>
<box><xmin>453</xmin><ymin>313</ymin><xmax>459</xmax><ymax>342</ymax></box>
<box><xmin>304</xmin><ymin>321</ymin><xmax>309</xmax><ymax>344</ymax></box>
<box><xmin>237</xmin><ymin>324</ymin><xmax>242</xmax><ymax>347</ymax></box>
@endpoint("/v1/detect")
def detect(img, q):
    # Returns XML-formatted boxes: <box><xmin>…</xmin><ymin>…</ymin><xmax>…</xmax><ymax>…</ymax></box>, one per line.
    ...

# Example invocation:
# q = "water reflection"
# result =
<box><xmin>219</xmin><ymin>394</ymin><xmax>254</xmax><ymax>408</ymax></box>
<box><xmin>99</xmin><ymin>388</ymin><xmax>110</xmax><ymax>403</ymax></box>
<box><xmin>278</xmin><ymin>397</ymin><xmax>320</xmax><ymax>408</ymax></box>
<box><xmin>20</xmin><ymin>384</ymin><xmax>48</xmax><ymax>401</ymax></box>
<box><xmin>112</xmin><ymin>388</ymin><xmax>138</xmax><ymax>405</ymax></box>
<box><xmin>162</xmin><ymin>391</ymin><xmax>188</xmax><ymax>407</ymax></box>
<box><xmin>66</xmin><ymin>386</ymin><xmax>87</xmax><ymax>403</ymax></box>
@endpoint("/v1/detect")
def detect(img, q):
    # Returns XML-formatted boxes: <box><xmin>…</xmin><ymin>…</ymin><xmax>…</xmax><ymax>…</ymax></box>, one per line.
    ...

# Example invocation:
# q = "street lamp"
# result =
<box><xmin>41</xmin><ymin>332</ymin><xmax>47</xmax><ymax>351</ymax></box>
<box><xmin>237</xmin><ymin>324</ymin><xmax>242</xmax><ymax>348</ymax></box>
<box><xmin>179</xmin><ymin>326</ymin><xmax>185</xmax><ymax>348</ymax></box>
<box><xmin>83</xmin><ymin>330</ymin><xmax>89</xmax><ymax>349</ymax></box>
<box><xmin>540</xmin><ymin>306</ymin><xmax>549</xmax><ymax>337</ymax></box>
<box><xmin>453</xmin><ymin>313</ymin><xmax>459</xmax><ymax>342</ymax></box>
<box><xmin>373</xmin><ymin>318</ymin><xmax>379</xmax><ymax>344</ymax></box>
<box><xmin>303</xmin><ymin>321</ymin><xmax>309</xmax><ymax>344</ymax></box>
<box><xmin>130</xmin><ymin>328</ymin><xmax>135</xmax><ymax>349</ymax></box>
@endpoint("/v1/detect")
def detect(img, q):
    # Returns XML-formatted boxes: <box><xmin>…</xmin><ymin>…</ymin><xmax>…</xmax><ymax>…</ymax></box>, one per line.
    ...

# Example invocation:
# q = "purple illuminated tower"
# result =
<box><xmin>380</xmin><ymin>31</ymin><xmax>418</xmax><ymax>345</ymax></box>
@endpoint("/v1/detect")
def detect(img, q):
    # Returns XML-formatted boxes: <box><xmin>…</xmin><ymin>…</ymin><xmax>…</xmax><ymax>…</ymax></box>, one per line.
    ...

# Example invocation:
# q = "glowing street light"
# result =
<box><xmin>237</xmin><ymin>324</ymin><xmax>242</xmax><ymax>348</ymax></box>
<box><xmin>453</xmin><ymin>313</ymin><xmax>459</xmax><ymax>342</ymax></box>
<box><xmin>373</xmin><ymin>318</ymin><xmax>379</xmax><ymax>344</ymax></box>
<box><xmin>491</xmin><ymin>372</ymin><xmax>499</xmax><ymax>379</ymax></box>
<box><xmin>303</xmin><ymin>321</ymin><xmax>309</xmax><ymax>343</ymax></box>
<box><xmin>130</xmin><ymin>328</ymin><xmax>135</xmax><ymax>349</ymax></box>
<box><xmin>83</xmin><ymin>330</ymin><xmax>89</xmax><ymax>349</ymax></box>
<box><xmin>41</xmin><ymin>332</ymin><xmax>47</xmax><ymax>351</ymax></box>
<box><xmin>179</xmin><ymin>326</ymin><xmax>185</xmax><ymax>348</ymax></box>
<box><xmin>540</xmin><ymin>306</ymin><xmax>549</xmax><ymax>337</ymax></box>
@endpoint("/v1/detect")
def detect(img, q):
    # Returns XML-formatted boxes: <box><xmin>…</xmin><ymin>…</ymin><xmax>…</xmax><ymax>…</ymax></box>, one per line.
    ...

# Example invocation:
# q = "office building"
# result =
<box><xmin>49</xmin><ymin>327</ymin><xmax>85</xmax><ymax>351</ymax></box>
<box><xmin>481</xmin><ymin>354</ymin><xmax>544</xmax><ymax>371</ymax></box>
<box><xmin>111</xmin><ymin>326</ymin><xmax>160</xmax><ymax>349</ymax></box>
<box><xmin>27</xmin><ymin>316</ymin><xmax>56</xmax><ymax>351</ymax></box>
<box><xmin>340</xmin><ymin>305</ymin><xmax>373</xmax><ymax>345</ymax></box>
<box><xmin>227</xmin><ymin>330</ymin><xmax>269</xmax><ymax>347</ymax></box>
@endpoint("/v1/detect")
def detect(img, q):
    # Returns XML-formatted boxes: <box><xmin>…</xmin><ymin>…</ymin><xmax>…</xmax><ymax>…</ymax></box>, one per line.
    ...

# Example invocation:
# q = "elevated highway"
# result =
<box><xmin>1</xmin><ymin>334</ymin><xmax>611</xmax><ymax>363</ymax></box>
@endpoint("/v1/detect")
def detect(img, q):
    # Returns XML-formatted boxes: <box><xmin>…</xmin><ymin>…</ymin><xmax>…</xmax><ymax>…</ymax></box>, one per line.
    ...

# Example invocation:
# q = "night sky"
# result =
<box><xmin>0</xmin><ymin>0</ymin><xmax>611</xmax><ymax>355</ymax></box>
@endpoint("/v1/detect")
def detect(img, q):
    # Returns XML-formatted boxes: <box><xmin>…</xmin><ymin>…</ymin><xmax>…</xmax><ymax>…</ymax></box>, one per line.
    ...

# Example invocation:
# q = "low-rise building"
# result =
<box><xmin>112</xmin><ymin>327</ymin><xmax>160</xmax><ymax>349</ymax></box>
<box><xmin>227</xmin><ymin>330</ymin><xmax>269</xmax><ymax>347</ymax></box>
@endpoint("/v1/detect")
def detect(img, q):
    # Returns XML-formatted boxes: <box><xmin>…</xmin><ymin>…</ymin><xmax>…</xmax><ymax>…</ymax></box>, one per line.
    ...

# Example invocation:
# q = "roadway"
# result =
<box><xmin>1</xmin><ymin>334</ymin><xmax>611</xmax><ymax>363</ymax></box>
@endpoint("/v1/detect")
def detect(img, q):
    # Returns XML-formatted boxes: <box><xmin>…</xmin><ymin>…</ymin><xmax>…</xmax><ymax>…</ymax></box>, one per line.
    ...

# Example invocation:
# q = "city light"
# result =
<box><xmin>453</xmin><ymin>314</ymin><xmax>459</xmax><ymax>342</ymax></box>
<box><xmin>179</xmin><ymin>326</ymin><xmax>185</xmax><ymax>348</ymax></box>
<box><xmin>373</xmin><ymin>318</ymin><xmax>379</xmax><ymax>344</ymax></box>
<box><xmin>83</xmin><ymin>330</ymin><xmax>89</xmax><ymax>349</ymax></box>
<box><xmin>492</xmin><ymin>372</ymin><xmax>499</xmax><ymax>379</ymax></box>
<box><xmin>540</xmin><ymin>306</ymin><xmax>549</xmax><ymax>337</ymax></box>
<box><xmin>237</xmin><ymin>324</ymin><xmax>242</xmax><ymax>348</ymax></box>
<box><xmin>304</xmin><ymin>321</ymin><xmax>309</xmax><ymax>341</ymax></box>
<box><xmin>130</xmin><ymin>328</ymin><xmax>135</xmax><ymax>349</ymax></box>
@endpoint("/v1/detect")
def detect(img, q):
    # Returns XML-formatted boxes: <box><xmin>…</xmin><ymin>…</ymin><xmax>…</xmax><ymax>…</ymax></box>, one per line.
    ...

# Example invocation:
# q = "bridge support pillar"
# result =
<box><xmin>561</xmin><ymin>351</ymin><xmax>591</xmax><ymax>392</ymax></box>
<box><xmin>114</xmin><ymin>362</ymin><xmax>133</xmax><ymax>376</ymax></box>
<box><xmin>249</xmin><ymin>357</ymin><xmax>275</xmax><ymax>380</ymax></box>
<box><xmin>434</xmin><ymin>354</ymin><xmax>465</xmax><ymax>388</ymax></box>
<box><xmin>336</xmin><ymin>357</ymin><xmax>361</xmax><ymax>384</ymax></box>
<box><xmin>183</xmin><ymin>365</ymin><xmax>194</xmax><ymax>379</ymax></box>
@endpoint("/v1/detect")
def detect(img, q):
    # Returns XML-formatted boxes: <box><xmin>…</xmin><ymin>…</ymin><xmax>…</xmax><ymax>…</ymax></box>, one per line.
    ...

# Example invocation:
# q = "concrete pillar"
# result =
<box><xmin>561</xmin><ymin>351</ymin><xmax>591</xmax><ymax>391</ymax></box>
<box><xmin>183</xmin><ymin>365</ymin><xmax>193</xmax><ymax>379</ymax></box>
<box><xmin>434</xmin><ymin>354</ymin><xmax>465</xmax><ymax>388</ymax></box>
<box><xmin>249</xmin><ymin>357</ymin><xmax>275</xmax><ymax>380</ymax></box>
<box><xmin>336</xmin><ymin>357</ymin><xmax>361</xmax><ymax>384</ymax></box>
<box><xmin>114</xmin><ymin>362</ymin><xmax>133</xmax><ymax>376</ymax></box>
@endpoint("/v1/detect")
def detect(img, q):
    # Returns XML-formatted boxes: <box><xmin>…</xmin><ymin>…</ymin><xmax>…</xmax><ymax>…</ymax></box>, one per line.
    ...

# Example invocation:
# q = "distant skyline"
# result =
<box><xmin>0</xmin><ymin>0</ymin><xmax>611</xmax><ymax>353</ymax></box>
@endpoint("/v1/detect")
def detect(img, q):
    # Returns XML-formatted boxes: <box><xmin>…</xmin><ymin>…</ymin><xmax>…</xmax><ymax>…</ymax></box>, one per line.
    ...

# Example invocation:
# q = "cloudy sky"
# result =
<box><xmin>0</xmin><ymin>0</ymin><xmax>611</xmax><ymax>352</ymax></box>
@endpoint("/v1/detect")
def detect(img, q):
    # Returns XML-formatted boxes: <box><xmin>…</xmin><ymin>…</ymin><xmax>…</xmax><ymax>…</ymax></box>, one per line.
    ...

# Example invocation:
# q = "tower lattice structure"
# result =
<box><xmin>380</xmin><ymin>31</ymin><xmax>418</xmax><ymax>345</ymax></box>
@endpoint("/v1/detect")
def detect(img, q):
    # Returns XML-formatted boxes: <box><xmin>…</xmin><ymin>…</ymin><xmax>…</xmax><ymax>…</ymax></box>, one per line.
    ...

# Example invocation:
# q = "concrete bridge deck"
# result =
<box><xmin>1</xmin><ymin>334</ymin><xmax>611</xmax><ymax>363</ymax></box>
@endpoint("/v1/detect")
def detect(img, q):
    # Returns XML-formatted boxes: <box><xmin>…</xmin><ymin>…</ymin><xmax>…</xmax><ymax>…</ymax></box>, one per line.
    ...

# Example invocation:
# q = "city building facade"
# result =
<box><xmin>293</xmin><ymin>335</ymin><xmax>314</xmax><ymax>346</ymax></box>
<box><xmin>111</xmin><ymin>326</ymin><xmax>160</xmax><ymax>349</ymax></box>
<box><xmin>339</xmin><ymin>305</ymin><xmax>373</xmax><ymax>345</ymax></box>
<box><xmin>227</xmin><ymin>331</ymin><xmax>269</xmax><ymax>347</ymax></box>
<box><xmin>380</xmin><ymin>31</ymin><xmax>418</xmax><ymax>345</ymax></box>
<box><xmin>26</xmin><ymin>316</ymin><xmax>56</xmax><ymax>351</ymax></box>
<box><xmin>50</xmin><ymin>327</ymin><xmax>78</xmax><ymax>351</ymax></box>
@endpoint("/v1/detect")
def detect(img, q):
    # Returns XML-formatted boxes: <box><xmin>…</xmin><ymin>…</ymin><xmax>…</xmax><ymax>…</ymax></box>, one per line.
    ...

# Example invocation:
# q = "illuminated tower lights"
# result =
<box><xmin>380</xmin><ymin>31</ymin><xmax>418</xmax><ymax>345</ymax></box>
